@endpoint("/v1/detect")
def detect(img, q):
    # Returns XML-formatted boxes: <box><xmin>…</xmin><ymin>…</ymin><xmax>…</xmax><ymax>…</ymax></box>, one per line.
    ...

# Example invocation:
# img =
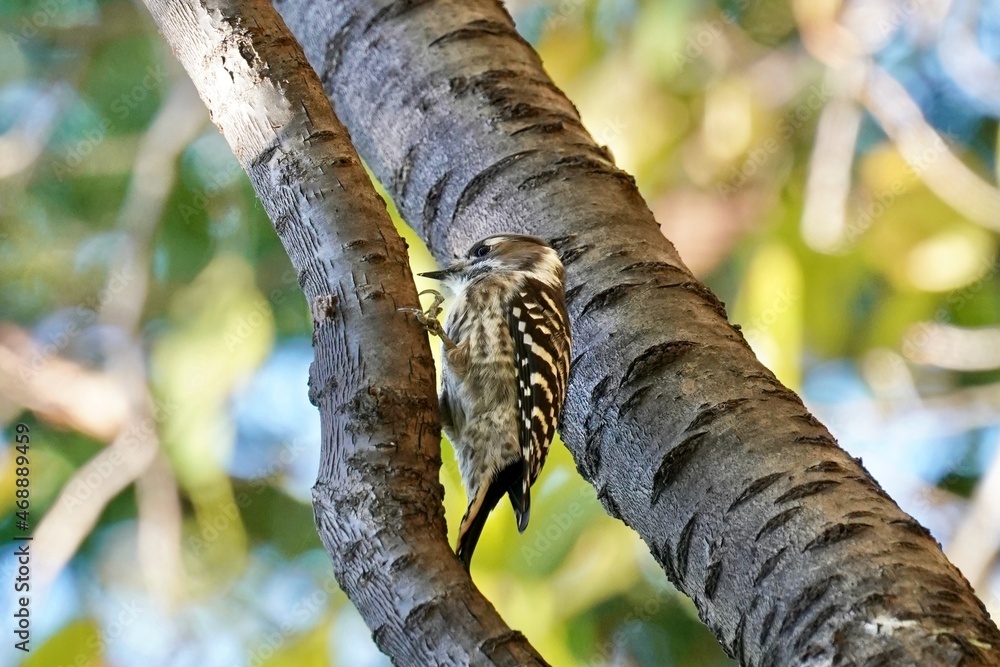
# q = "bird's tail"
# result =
<box><xmin>510</xmin><ymin>464</ymin><xmax>531</xmax><ymax>533</ymax></box>
<box><xmin>456</xmin><ymin>461</ymin><xmax>523</xmax><ymax>570</ymax></box>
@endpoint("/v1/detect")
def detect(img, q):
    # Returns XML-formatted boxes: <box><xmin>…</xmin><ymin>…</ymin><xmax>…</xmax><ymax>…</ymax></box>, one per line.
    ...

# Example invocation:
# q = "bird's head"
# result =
<box><xmin>419</xmin><ymin>234</ymin><xmax>562</xmax><ymax>290</ymax></box>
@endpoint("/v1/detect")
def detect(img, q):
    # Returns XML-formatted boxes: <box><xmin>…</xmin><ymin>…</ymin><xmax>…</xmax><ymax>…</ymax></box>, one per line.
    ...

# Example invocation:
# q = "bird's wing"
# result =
<box><xmin>507</xmin><ymin>277</ymin><xmax>571</xmax><ymax>532</ymax></box>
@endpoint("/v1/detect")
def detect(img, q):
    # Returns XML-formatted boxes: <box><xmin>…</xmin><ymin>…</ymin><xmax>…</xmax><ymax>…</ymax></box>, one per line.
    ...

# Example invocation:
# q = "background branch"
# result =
<box><xmin>30</xmin><ymin>80</ymin><xmax>204</xmax><ymax>600</ymax></box>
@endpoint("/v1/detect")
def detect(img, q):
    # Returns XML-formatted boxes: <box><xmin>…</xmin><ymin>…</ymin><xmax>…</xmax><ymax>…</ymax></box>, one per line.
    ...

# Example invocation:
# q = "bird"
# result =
<box><xmin>401</xmin><ymin>234</ymin><xmax>572</xmax><ymax>569</ymax></box>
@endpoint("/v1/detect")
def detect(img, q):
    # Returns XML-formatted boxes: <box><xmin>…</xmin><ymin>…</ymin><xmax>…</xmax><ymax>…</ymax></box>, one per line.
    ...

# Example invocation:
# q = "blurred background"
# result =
<box><xmin>1</xmin><ymin>0</ymin><xmax>998</xmax><ymax>664</ymax></box>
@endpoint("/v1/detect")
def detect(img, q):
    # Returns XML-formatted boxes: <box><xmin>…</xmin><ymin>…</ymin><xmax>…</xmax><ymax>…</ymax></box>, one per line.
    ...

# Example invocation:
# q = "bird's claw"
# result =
<box><xmin>398</xmin><ymin>289</ymin><xmax>456</xmax><ymax>349</ymax></box>
<box><xmin>416</xmin><ymin>289</ymin><xmax>446</xmax><ymax>320</ymax></box>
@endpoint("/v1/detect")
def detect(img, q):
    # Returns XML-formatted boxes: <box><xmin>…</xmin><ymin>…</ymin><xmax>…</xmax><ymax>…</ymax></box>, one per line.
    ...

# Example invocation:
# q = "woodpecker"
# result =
<box><xmin>402</xmin><ymin>234</ymin><xmax>571</xmax><ymax>569</ymax></box>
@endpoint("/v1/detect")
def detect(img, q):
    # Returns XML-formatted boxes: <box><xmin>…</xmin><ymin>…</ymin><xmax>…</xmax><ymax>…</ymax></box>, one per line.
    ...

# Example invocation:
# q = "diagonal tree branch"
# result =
<box><xmin>140</xmin><ymin>1</ymin><xmax>546</xmax><ymax>664</ymax></box>
<box><xmin>276</xmin><ymin>0</ymin><xmax>1000</xmax><ymax>664</ymax></box>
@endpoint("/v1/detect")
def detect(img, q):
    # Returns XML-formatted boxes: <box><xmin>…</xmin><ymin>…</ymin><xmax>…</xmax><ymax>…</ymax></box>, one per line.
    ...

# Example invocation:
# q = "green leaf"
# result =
<box><xmin>24</xmin><ymin>618</ymin><xmax>104</xmax><ymax>667</ymax></box>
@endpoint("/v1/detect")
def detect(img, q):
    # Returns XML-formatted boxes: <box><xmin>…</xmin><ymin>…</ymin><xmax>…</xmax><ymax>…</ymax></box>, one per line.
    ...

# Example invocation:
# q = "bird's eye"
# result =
<box><xmin>474</xmin><ymin>245</ymin><xmax>490</xmax><ymax>258</ymax></box>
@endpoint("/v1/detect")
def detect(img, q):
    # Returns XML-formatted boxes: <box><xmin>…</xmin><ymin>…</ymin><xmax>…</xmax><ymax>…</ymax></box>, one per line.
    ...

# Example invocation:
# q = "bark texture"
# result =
<box><xmin>275</xmin><ymin>1</ymin><xmax>1000</xmax><ymax>664</ymax></box>
<box><xmin>141</xmin><ymin>1</ymin><xmax>546</xmax><ymax>664</ymax></box>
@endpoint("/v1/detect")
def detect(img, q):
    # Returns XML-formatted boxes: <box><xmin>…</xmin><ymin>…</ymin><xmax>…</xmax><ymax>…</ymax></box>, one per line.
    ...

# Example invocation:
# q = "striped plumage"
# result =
<box><xmin>418</xmin><ymin>234</ymin><xmax>571</xmax><ymax>569</ymax></box>
<box><xmin>509</xmin><ymin>278</ymin><xmax>570</xmax><ymax>512</ymax></box>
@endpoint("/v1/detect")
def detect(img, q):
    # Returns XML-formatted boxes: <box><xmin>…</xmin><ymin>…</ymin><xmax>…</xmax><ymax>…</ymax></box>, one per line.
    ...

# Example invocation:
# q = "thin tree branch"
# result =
<box><xmin>947</xmin><ymin>431</ymin><xmax>1000</xmax><ymax>618</ymax></box>
<box><xmin>276</xmin><ymin>0</ymin><xmax>1000</xmax><ymax>663</ymax></box>
<box><xmin>32</xmin><ymin>81</ymin><xmax>203</xmax><ymax>599</ymax></box>
<box><xmin>0</xmin><ymin>323</ymin><xmax>130</xmax><ymax>440</ymax></box>
<box><xmin>860</xmin><ymin>64</ymin><xmax>1000</xmax><ymax>231</ymax></box>
<box><xmin>140</xmin><ymin>0</ymin><xmax>546</xmax><ymax>664</ymax></box>
<box><xmin>797</xmin><ymin>1</ymin><xmax>1000</xmax><ymax>236</ymax></box>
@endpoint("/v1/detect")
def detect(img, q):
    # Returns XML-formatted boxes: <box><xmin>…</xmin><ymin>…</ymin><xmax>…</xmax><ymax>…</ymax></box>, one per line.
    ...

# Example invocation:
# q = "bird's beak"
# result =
<box><xmin>419</xmin><ymin>260</ymin><xmax>465</xmax><ymax>281</ymax></box>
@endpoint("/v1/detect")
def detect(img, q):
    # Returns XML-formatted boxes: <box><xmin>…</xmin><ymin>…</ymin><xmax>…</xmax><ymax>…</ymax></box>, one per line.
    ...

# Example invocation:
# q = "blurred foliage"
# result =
<box><xmin>1</xmin><ymin>0</ymin><xmax>999</xmax><ymax>665</ymax></box>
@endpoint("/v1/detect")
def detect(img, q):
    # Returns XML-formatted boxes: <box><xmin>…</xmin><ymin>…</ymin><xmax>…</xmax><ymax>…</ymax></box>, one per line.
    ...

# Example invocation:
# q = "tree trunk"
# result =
<box><xmin>141</xmin><ymin>1</ymin><xmax>546</xmax><ymax>664</ymax></box>
<box><xmin>274</xmin><ymin>0</ymin><xmax>1000</xmax><ymax>664</ymax></box>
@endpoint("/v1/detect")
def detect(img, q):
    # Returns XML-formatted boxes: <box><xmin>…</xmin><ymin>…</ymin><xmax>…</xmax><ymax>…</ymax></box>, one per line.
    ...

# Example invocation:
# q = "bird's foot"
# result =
<box><xmin>398</xmin><ymin>289</ymin><xmax>457</xmax><ymax>350</ymax></box>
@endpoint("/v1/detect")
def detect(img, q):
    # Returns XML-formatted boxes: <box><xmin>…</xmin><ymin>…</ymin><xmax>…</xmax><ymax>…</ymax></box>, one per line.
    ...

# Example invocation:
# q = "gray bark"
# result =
<box><xmin>274</xmin><ymin>0</ymin><xmax>1000</xmax><ymax>664</ymax></box>
<box><xmin>141</xmin><ymin>1</ymin><xmax>546</xmax><ymax>664</ymax></box>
